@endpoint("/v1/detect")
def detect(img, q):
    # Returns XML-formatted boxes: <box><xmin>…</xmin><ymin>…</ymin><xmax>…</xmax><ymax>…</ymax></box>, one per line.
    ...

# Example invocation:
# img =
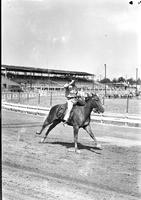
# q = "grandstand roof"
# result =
<box><xmin>2</xmin><ymin>64</ymin><xmax>94</xmax><ymax>77</ymax></box>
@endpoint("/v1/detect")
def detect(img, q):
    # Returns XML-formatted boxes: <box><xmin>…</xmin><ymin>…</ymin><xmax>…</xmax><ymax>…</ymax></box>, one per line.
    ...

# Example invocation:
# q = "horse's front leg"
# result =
<box><xmin>68</xmin><ymin>126</ymin><xmax>80</xmax><ymax>153</ymax></box>
<box><xmin>73</xmin><ymin>126</ymin><xmax>80</xmax><ymax>153</ymax></box>
<box><xmin>84</xmin><ymin>124</ymin><xmax>102</xmax><ymax>150</ymax></box>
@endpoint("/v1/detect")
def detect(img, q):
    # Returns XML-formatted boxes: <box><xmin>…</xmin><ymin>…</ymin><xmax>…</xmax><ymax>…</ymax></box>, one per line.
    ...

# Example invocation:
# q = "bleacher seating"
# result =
<box><xmin>2</xmin><ymin>72</ymin><xmax>138</xmax><ymax>98</ymax></box>
<box><xmin>5</xmin><ymin>73</ymin><xmax>93</xmax><ymax>90</ymax></box>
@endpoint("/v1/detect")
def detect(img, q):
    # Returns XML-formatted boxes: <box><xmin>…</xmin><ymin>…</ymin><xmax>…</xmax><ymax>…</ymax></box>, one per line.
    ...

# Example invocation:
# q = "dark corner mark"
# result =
<box><xmin>129</xmin><ymin>1</ymin><xmax>141</xmax><ymax>4</ymax></box>
<box><xmin>129</xmin><ymin>1</ymin><xmax>133</xmax><ymax>4</ymax></box>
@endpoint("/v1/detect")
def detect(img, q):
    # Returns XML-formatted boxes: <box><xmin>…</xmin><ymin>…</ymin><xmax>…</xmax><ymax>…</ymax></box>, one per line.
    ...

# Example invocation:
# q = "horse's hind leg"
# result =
<box><xmin>83</xmin><ymin>125</ymin><xmax>102</xmax><ymax>149</ymax></box>
<box><xmin>41</xmin><ymin>120</ymin><xmax>60</xmax><ymax>143</ymax></box>
<box><xmin>36</xmin><ymin>117</ymin><xmax>51</xmax><ymax>135</ymax></box>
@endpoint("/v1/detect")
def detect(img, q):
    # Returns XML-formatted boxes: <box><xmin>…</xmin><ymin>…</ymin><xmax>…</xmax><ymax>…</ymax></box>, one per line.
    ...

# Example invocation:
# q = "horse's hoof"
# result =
<box><xmin>68</xmin><ymin>148</ymin><xmax>81</xmax><ymax>154</ymax></box>
<box><xmin>95</xmin><ymin>144</ymin><xmax>102</xmax><ymax>150</ymax></box>
<box><xmin>68</xmin><ymin>148</ymin><xmax>74</xmax><ymax>152</ymax></box>
<box><xmin>40</xmin><ymin>138</ymin><xmax>45</xmax><ymax>143</ymax></box>
<box><xmin>76</xmin><ymin>150</ymin><xmax>81</xmax><ymax>154</ymax></box>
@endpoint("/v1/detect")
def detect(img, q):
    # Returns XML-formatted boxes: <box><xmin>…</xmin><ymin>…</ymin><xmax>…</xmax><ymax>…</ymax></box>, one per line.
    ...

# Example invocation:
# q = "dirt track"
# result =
<box><xmin>2</xmin><ymin>110</ymin><xmax>141</xmax><ymax>200</ymax></box>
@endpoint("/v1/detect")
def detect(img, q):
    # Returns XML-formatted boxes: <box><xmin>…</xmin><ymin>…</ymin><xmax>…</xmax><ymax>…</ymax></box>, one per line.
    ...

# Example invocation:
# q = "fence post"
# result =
<box><xmin>11</xmin><ymin>93</ymin><xmax>13</xmax><ymax>101</ymax></box>
<box><xmin>18</xmin><ymin>92</ymin><xmax>21</xmax><ymax>103</ymax></box>
<box><xmin>126</xmin><ymin>95</ymin><xmax>129</xmax><ymax>113</ymax></box>
<box><xmin>50</xmin><ymin>91</ymin><xmax>52</xmax><ymax>107</ymax></box>
<box><xmin>103</xmin><ymin>96</ymin><xmax>105</xmax><ymax>105</ymax></box>
<box><xmin>38</xmin><ymin>93</ymin><xmax>40</xmax><ymax>105</ymax></box>
<box><xmin>26</xmin><ymin>92</ymin><xmax>29</xmax><ymax>104</ymax></box>
<box><xmin>5</xmin><ymin>93</ymin><xmax>7</xmax><ymax>102</ymax></box>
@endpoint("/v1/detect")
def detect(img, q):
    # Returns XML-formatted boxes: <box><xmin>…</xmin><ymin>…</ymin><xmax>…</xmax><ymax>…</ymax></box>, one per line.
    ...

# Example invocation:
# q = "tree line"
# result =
<box><xmin>99</xmin><ymin>77</ymin><xmax>141</xmax><ymax>85</ymax></box>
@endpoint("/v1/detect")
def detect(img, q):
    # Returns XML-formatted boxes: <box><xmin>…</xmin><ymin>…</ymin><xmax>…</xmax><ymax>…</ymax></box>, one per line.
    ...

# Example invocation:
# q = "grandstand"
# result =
<box><xmin>2</xmin><ymin>64</ymin><xmax>139</xmax><ymax>98</ymax></box>
<box><xmin>2</xmin><ymin>75</ymin><xmax>23</xmax><ymax>92</ymax></box>
<box><xmin>1</xmin><ymin>64</ymin><xmax>94</xmax><ymax>92</ymax></box>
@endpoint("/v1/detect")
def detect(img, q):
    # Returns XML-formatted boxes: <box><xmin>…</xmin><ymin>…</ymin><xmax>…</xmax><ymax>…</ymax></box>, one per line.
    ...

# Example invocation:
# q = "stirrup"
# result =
<box><xmin>63</xmin><ymin>121</ymin><xmax>68</xmax><ymax>126</ymax></box>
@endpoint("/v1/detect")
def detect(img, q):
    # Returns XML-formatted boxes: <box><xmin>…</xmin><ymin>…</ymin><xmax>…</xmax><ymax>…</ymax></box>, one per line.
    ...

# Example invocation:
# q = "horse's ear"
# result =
<box><xmin>93</xmin><ymin>94</ymin><xmax>100</xmax><ymax>101</ymax></box>
<box><xmin>92</xmin><ymin>93</ymin><xmax>99</xmax><ymax>97</ymax></box>
<box><xmin>91</xmin><ymin>92</ymin><xmax>96</xmax><ymax>97</ymax></box>
<box><xmin>85</xmin><ymin>93</ymin><xmax>91</xmax><ymax>101</ymax></box>
<box><xmin>86</xmin><ymin>92</ymin><xmax>91</xmax><ymax>97</ymax></box>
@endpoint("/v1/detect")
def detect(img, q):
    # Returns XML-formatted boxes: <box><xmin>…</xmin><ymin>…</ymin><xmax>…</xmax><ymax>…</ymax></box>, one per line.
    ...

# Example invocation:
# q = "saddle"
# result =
<box><xmin>56</xmin><ymin>97</ymin><xmax>85</xmax><ymax>119</ymax></box>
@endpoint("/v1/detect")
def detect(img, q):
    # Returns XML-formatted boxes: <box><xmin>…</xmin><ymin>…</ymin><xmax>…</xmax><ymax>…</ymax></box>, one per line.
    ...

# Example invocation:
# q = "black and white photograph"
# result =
<box><xmin>2</xmin><ymin>0</ymin><xmax>141</xmax><ymax>199</ymax></box>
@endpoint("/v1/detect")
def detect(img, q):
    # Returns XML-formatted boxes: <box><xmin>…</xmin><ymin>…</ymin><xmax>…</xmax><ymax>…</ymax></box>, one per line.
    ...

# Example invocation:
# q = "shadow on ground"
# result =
<box><xmin>42</xmin><ymin>141</ymin><xmax>102</xmax><ymax>154</ymax></box>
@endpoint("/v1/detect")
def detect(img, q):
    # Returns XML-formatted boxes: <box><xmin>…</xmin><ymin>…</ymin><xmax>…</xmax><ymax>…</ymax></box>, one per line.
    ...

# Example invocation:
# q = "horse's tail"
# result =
<box><xmin>46</xmin><ymin>104</ymin><xmax>66</xmax><ymax>123</ymax></box>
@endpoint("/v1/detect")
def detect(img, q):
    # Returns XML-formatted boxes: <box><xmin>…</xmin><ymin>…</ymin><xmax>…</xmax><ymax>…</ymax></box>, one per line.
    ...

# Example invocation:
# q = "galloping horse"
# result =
<box><xmin>36</xmin><ymin>93</ymin><xmax>104</xmax><ymax>153</ymax></box>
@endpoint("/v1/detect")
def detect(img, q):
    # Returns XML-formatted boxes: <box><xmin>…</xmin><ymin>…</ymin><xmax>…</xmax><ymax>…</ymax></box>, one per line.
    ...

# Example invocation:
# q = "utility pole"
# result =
<box><xmin>136</xmin><ymin>68</ymin><xmax>138</xmax><ymax>96</ymax></box>
<box><xmin>104</xmin><ymin>64</ymin><xmax>107</xmax><ymax>97</ymax></box>
<box><xmin>92</xmin><ymin>74</ymin><xmax>95</xmax><ymax>92</ymax></box>
<box><xmin>5</xmin><ymin>68</ymin><xmax>7</xmax><ymax>78</ymax></box>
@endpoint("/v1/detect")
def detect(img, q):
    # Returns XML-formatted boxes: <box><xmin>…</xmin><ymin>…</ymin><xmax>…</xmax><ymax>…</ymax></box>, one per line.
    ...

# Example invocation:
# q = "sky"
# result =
<box><xmin>2</xmin><ymin>0</ymin><xmax>141</xmax><ymax>79</ymax></box>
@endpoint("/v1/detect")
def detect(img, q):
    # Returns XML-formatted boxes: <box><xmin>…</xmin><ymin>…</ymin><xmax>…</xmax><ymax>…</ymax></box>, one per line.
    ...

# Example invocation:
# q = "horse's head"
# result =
<box><xmin>87</xmin><ymin>93</ymin><xmax>104</xmax><ymax>113</ymax></box>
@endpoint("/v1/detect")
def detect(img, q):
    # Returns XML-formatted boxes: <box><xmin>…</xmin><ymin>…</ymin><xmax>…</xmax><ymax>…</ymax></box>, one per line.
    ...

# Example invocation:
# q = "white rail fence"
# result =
<box><xmin>2</xmin><ymin>91</ymin><xmax>64</xmax><ymax>101</ymax></box>
<box><xmin>2</xmin><ymin>102</ymin><xmax>141</xmax><ymax>128</ymax></box>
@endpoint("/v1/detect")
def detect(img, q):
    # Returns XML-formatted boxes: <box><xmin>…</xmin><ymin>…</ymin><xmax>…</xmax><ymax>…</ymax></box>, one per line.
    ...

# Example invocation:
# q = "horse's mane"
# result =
<box><xmin>85</xmin><ymin>93</ymin><xmax>99</xmax><ymax>102</ymax></box>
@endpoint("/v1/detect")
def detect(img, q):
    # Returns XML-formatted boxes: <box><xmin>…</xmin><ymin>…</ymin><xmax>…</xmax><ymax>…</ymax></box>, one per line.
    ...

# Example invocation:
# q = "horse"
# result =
<box><xmin>36</xmin><ymin>93</ymin><xmax>104</xmax><ymax>153</ymax></box>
